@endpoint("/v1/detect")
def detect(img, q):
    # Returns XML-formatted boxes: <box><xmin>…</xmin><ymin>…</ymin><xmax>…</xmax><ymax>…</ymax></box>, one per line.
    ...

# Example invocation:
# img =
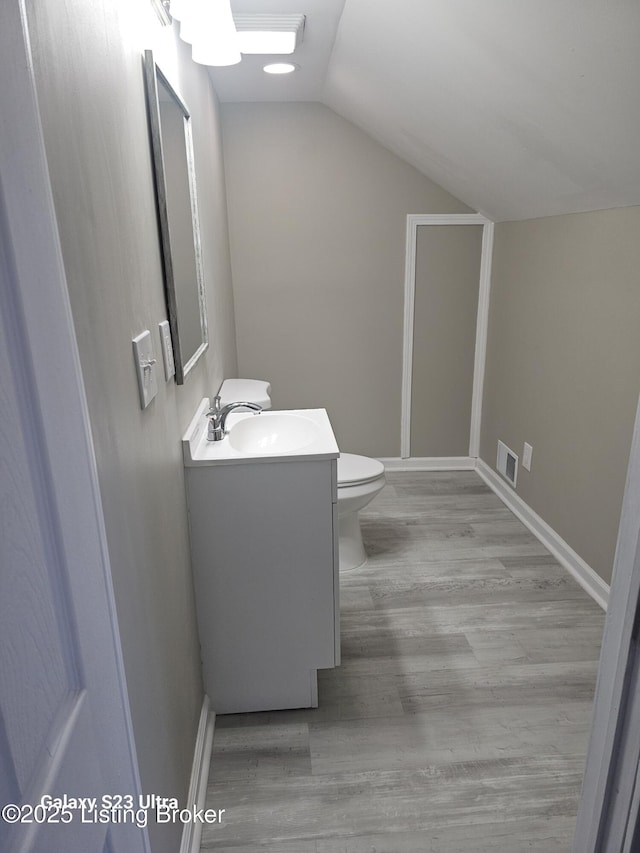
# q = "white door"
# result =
<box><xmin>0</xmin><ymin>3</ymin><xmax>149</xmax><ymax>852</ymax></box>
<box><xmin>573</xmin><ymin>393</ymin><xmax>640</xmax><ymax>851</ymax></box>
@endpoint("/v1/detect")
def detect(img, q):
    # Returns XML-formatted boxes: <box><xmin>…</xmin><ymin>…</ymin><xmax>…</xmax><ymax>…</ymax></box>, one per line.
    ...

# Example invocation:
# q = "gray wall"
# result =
<box><xmin>25</xmin><ymin>3</ymin><xmax>237</xmax><ymax>851</ymax></box>
<box><xmin>481</xmin><ymin>207</ymin><xmax>640</xmax><ymax>584</ymax></box>
<box><xmin>222</xmin><ymin>102</ymin><xmax>470</xmax><ymax>457</ymax></box>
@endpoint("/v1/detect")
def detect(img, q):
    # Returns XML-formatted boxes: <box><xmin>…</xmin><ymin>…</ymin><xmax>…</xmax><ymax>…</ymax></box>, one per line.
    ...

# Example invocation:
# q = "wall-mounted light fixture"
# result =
<box><xmin>170</xmin><ymin>0</ymin><xmax>241</xmax><ymax>66</ymax></box>
<box><xmin>151</xmin><ymin>0</ymin><xmax>172</xmax><ymax>26</ymax></box>
<box><xmin>165</xmin><ymin>4</ymin><xmax>305</xmax><ymax>67</ymax></box>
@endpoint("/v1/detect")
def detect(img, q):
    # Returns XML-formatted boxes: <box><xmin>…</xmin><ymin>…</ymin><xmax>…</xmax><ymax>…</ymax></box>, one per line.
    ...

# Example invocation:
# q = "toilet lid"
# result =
<box><xmin>338</xmin><ymin>453</ymin><xmax>385</xmax><ymax>486</ymax></box>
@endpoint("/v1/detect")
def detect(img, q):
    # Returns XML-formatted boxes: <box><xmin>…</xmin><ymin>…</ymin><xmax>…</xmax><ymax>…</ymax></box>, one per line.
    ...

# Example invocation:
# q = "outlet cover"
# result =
<box><xmin>132</xmin><ymin>330</ymin><xmax>158</xmax><ymax>409</ymax></box>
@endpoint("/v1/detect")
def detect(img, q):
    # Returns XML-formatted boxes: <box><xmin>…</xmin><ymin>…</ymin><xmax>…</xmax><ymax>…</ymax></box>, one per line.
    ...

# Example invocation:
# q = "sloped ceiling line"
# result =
<box><xmin>213</xmin><ymin>0</ymin><xmax>640</xmax><ymax>222</ymax></box>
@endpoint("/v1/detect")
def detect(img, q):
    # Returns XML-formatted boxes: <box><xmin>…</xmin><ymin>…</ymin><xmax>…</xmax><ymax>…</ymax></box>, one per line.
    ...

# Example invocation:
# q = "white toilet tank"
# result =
<box><xmin>218</xmin><ymin>378</ymin><xmax>272</xmax><ymax>410</ymax></box>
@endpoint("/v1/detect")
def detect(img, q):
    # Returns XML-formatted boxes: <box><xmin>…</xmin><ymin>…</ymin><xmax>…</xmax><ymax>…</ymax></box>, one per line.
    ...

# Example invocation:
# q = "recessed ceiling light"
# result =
<box><xmin>263</xmin><ymin>62</ymin><xmax>297</xmax><ymax>75</ymax></box>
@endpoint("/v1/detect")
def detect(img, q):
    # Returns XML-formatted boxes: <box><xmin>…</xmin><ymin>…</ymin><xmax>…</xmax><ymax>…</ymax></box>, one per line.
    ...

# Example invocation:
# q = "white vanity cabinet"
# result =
<box><xmin>182</xmin><ymin>401</ymin><xmax>340</xmax><ymax>714</ymax></box>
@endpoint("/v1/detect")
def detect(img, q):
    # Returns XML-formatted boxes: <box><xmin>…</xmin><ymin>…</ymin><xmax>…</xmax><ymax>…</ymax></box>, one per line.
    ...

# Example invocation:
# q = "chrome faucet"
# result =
<box><xmin>206</xmin><ymin>395</ymin><xmax>262</xmax><ymax>442</ymax></box>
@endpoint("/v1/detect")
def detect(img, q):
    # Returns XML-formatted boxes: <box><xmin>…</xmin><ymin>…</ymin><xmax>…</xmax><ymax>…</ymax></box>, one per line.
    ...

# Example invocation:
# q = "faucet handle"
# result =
<box><xmin>206</xmin><ymin>395</ymin><xmax>222</xmax><ymax>419</ymax></box>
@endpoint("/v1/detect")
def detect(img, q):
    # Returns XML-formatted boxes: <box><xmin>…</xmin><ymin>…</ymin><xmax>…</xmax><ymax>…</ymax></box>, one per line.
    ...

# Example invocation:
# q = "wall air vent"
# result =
<box><xmin>497</xmin><ymin>440</ymin><xmax>518</xmax><ymax>487</ymax></box>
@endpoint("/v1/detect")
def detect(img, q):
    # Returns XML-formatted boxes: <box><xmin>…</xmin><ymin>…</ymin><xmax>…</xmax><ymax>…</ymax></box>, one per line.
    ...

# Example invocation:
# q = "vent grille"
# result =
<box><xmin>497</xmin><ymin>440</ymin><xmax>518</xmax><ymax>487</ymax></box>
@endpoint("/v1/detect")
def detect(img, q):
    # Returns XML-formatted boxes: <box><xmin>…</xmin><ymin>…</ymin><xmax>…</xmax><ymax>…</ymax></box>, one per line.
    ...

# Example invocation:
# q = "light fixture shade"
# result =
<box><xmin>192</xmin><ymin>39</ymin><xmax>241</xmax><ymax>66</ymax></box>
<box><xmin>168</xmin><ymin>0</ymin><xmax>190</xmax><ymax>21</ymax></box>
<box><xmin>175</xmin><ymin>0</ymin><xmax>198</xmax><ymax>43</ymax></box>
<box><xmin>173</xmin><ymin>0</ymin><xmax>241</xmax><ymax>66</ymax></box>
<box><xmin>179</xmin><ymin>15</ymin><xmax>198</xmax><ymax>45</ymax></box>
<box><xmin>190</xmin><ymin>0</ymin><xmax>240</xmax><ymax>66</ymax></box>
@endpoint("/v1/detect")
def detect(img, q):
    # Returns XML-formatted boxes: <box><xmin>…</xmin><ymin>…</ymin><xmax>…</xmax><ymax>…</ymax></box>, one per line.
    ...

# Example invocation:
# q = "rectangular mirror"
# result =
<box><xmin>143</xmin><ymin>50</ymin><xmax>208</xmax><ymax>383</ymax></box>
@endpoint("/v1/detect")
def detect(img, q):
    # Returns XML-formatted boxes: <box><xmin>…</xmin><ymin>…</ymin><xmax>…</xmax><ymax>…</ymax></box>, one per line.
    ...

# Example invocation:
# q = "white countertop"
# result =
<box><xmin>182</xmin><ymin>398</ymin><xmax>340</xmax><ymax>467</ymax></box>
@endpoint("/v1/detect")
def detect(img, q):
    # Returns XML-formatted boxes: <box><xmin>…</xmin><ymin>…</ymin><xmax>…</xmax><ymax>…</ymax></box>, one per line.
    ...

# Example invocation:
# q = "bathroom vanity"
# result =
<box><xmin>182</xmin><ymin>399</ymin><xmax>340</xmax><ymax>714</ymax></box>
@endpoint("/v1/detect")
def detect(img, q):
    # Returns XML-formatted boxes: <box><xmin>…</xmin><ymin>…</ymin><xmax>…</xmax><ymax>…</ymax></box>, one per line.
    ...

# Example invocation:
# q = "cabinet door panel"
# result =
<box><xmin>186</xmin><ymin>459</ymin><xmax>336</xmax><ymax>712</ymax></box>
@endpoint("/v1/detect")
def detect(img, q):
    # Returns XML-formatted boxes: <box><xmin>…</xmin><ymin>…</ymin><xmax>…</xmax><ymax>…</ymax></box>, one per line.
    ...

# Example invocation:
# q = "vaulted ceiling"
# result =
<box><xmin>210</xmin><ymin>0</ymin><xmax>640</xmax><ymax>221</ymax></box>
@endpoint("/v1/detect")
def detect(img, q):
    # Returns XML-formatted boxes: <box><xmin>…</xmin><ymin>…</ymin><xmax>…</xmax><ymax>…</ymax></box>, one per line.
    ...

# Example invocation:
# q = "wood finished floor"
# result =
<box><xmin>201</xmin><ymin>471</ymin><xmax>605</xmax><ymax>852</ymax></box>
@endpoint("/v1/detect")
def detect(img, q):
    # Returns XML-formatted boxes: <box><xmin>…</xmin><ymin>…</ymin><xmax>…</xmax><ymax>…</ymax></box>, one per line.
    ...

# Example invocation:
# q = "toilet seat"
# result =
<box><xmin>338</xmin><ymin>453</ymin><xmax>385</xmax><ymax>487</ymax></box>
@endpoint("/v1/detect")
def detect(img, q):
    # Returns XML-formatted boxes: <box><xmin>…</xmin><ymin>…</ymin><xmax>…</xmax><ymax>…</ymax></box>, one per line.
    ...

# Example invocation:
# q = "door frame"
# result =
<box><xmin>573</xmin><ymin>393</ymin><xmax>640</xmax><ymax>851</ymax></box>
<box><xmin>1</xmin><ymin>2</ymin><xmax>149</xmax><ymax>850</ymax></box>
<box><xmin>401</xmin><ymin>213</ymin><xmax>494</xmax><ymax>459</ymax></box>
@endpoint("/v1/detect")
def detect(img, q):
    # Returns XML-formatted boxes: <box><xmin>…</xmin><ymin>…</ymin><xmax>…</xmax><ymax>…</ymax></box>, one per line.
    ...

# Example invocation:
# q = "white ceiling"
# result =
<box><xmin>210</xmin><ymin>0</ymin><xmax>640</xmax><ymax>221</ymax></box>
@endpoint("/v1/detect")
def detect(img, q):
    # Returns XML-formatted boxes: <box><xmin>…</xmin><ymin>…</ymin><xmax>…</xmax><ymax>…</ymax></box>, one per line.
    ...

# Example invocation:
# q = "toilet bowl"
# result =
<box><xmin>337</xmin><ymin>453</ymin><xmax>386</xmax><ymax>571</ymax></box>
<box><xmin>218</xmin><ymin>379</ymin><xmax>386</xmax><ymax>570</ymax></box>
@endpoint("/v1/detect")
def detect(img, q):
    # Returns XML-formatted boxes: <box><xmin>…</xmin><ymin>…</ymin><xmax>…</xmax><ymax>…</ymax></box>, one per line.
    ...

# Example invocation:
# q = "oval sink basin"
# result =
<box><xmin>228</xmin><ymin>413</ymin><xmax>319</xmax><ymax>454</ymax></box>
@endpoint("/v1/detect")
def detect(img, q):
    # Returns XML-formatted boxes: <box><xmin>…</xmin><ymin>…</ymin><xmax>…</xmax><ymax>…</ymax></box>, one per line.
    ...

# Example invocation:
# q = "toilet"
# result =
<box><xmin>336</xmin><ymin>452</ymin><xmax>385</xmax><ymax>570</ymax></box>
<box><xmin>218</xmin><ymin>379</ymin><xmax>386</xmax><ymax>570</ymax></box>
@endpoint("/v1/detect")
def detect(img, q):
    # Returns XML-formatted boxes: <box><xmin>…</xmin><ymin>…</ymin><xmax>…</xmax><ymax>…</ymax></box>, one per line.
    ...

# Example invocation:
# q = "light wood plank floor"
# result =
<box><xmin>201</xmin><ymin>471</ymin><xmax>605</xmax><ymax>852</ymax></box>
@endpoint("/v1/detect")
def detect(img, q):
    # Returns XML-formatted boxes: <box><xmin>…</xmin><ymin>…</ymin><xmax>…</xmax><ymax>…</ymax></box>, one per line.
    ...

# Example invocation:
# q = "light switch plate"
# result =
<box><xmin>159</xmin><ymin>320</ymin><xmax>175</xmax><ymax>380</ymax></box>
<box><xmin>132</xmin><ymin>330</ymin><xmax>158</xmax><ymax>409</ymax></box>
<box><xmin>523</xmin><ymin>442</ymin><xmax>533</xmax><ymax>472</ymax></box>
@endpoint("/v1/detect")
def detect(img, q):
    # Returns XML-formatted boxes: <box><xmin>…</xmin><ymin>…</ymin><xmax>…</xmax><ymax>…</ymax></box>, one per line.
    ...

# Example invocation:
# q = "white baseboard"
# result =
<box><xmin>475</xmin><ymin>458</ymin><xmax>609</xmax><ymax>611</ymax></box>
<box><xmin>379</xmin><ymin>456</ymin><xmax>476</xmax><ymax>471</ymax></box>
<box><xmin>180</xmin><ymin>695</ymin><xmax>215</xmax><ymax>853</ymax></box>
